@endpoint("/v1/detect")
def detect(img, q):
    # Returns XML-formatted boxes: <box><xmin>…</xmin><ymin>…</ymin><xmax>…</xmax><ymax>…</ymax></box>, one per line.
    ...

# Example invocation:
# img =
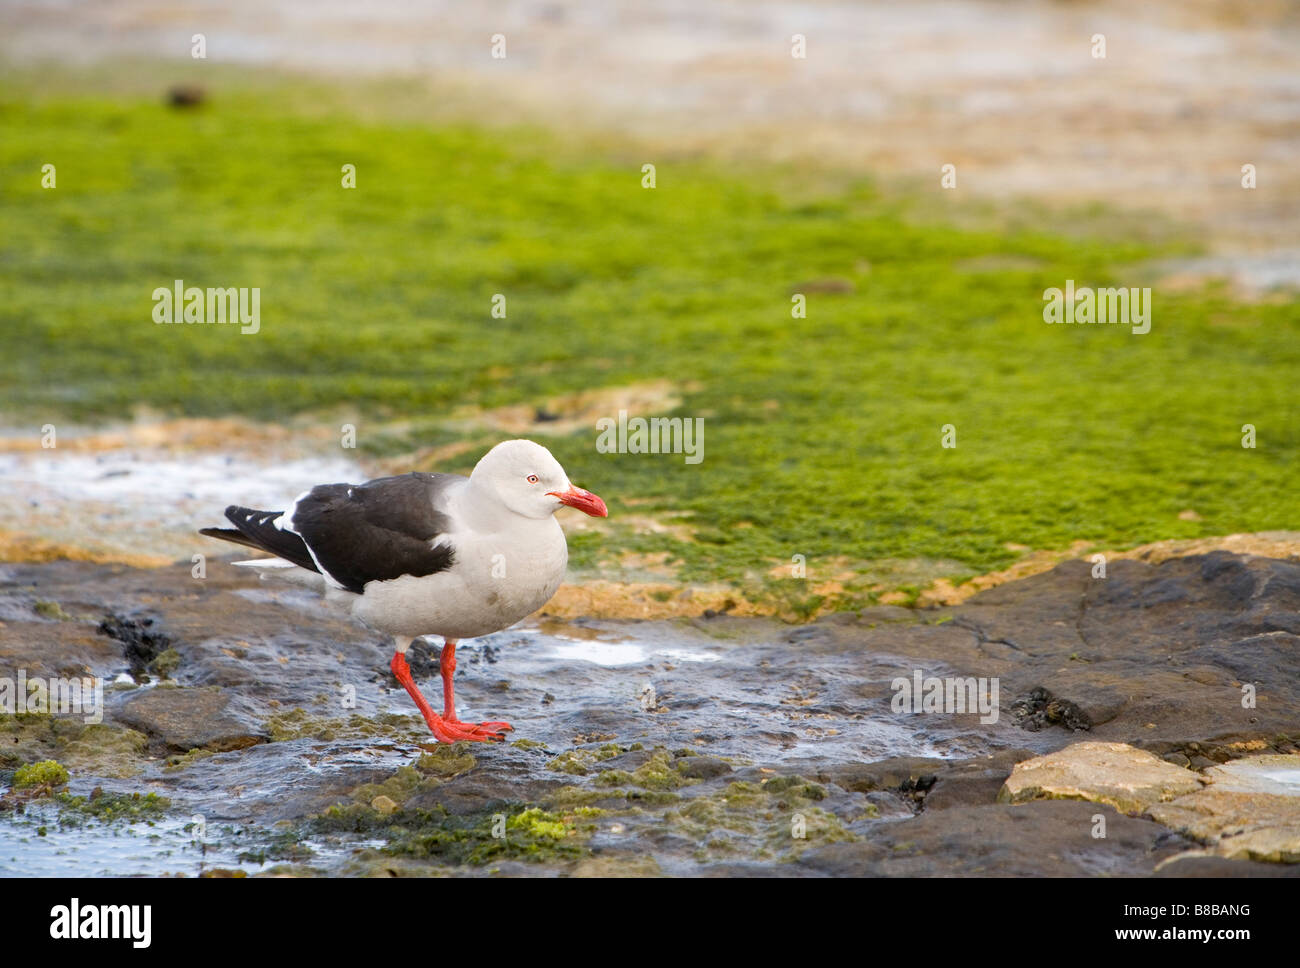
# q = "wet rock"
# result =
<box><xmin>999</xmin><ymin>742</ymin><xmax>1205</xmax><ymax>813</ymax></box>
<box><xmin>1205</xmin><ymin>754</ymin><xmax>1300</xmax><ymax>795</ymax></box>
<box><xmin>855</xmin><ymin>605</ymin><xmax>918</xmax><ymax>625</ymax></box>
<box><xmin>1147</xmin><ymin>754</ymin><xmax>1300</xmax><ymax>863</ymax></box>
<box><xmin>1153</xmin><ymin>854</ymin><xmax>1300</xmax><ymax>877</ymax></box>
<box><xmin>98</xmin><ymin>614</ymin><xmax>170</xmax><ymax>681</ymax></box>
<box><xmin>675</xmin><ymin>755</ymin><xmax>732</xmax><ymax>780</ymax></box>
<box><xmin>799</xmin><ymin>800</ymin><xmax>1190</xmax><ymax>876</ymax></box>
<box><xmin>5</xmin><ymin>551</ymin><xmax>1300</xmax><ymax>876</ymax></box>
<box><xmin>116</xmin><ymin>687</ymin><xmax>267</xmax><ymax>752</ymax></box>
<box><xmin>923</xmin><ymin>756</ymin><xmax>1026</xmax><ymax>811</ymax></box>
<box><xmin>1150</xmin><ymin>789</ymin><xmax>1300</xmax><ymax>863</ymax></box>
<box><xmin>816</xmin><ymin>756</ymin><xmax>948</xmax><ymax>794</ymax></box>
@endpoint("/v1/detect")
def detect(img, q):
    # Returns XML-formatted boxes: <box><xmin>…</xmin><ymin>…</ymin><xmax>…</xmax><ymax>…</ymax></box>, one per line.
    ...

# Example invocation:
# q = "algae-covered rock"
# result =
<box><xmin>0</xmin><ymin>715</ymin><xmax>149</xmax><ymax>779</ymax></box>
<box><xmin>13</xmin><ymin>759</ymin><xmax>69</xmax><ymax>789</ymax></box>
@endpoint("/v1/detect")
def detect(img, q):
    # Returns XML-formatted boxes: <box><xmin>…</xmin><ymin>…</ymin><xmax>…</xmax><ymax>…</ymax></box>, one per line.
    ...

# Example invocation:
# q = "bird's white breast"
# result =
<box><xmin>349</xmin><ymin>514</ymin><xmax>568</xmax><ymax>640</ymax></box>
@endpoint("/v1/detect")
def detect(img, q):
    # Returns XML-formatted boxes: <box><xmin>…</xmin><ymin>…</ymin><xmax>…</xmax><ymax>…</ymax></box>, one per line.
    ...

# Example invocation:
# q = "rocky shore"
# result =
<box><xmin>1</xmin><ymin>550</ymin><xmax>1297</xmax><ymax>876</ymax></box>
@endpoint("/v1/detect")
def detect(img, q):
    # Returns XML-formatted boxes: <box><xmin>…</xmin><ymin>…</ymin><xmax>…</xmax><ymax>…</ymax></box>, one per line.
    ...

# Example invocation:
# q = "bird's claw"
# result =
<box><xmin>446</xmin><ymin>719</ymin><xmax>513</xmax><ymax>742</ymax></box>
<box><xmin>428</xmin><ymin>718</ymin><xmax>513</xmax><ymax>743</ymax></box>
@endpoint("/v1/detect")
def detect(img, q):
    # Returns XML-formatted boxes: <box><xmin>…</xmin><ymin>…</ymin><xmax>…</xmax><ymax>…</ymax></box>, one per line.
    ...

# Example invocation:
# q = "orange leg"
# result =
<box><xmin>390</xmin><ymin>651</ymin><xmax>505</xmax><ymax>743</ymax></box>
<box><xmin>440</xmin><ymin>640</ymin><xmax>513</xmax><ymax>737</ymax></box>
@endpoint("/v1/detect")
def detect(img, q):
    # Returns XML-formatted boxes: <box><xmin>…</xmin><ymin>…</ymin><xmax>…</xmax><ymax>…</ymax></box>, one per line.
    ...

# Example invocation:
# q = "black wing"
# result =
<box><xmin>289</xmin><ymin>472</ymin><xmax>458</xmax><ymax>594</ymax></box>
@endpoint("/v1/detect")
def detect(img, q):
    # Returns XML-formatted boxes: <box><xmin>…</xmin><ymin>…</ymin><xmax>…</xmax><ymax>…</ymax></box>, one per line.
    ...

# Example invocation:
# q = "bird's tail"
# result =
<box><xmin>199</xmin><ymin>506</ymin><xmax>321</xmax><ymax>575</ymax></box>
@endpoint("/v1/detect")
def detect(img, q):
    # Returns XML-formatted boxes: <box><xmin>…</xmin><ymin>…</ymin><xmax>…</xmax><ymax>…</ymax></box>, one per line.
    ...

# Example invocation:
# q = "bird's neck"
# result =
<box><xmin>450</xmin><ymin>478</ymin><xmax>545</xmax><ymax>533</ymax></box>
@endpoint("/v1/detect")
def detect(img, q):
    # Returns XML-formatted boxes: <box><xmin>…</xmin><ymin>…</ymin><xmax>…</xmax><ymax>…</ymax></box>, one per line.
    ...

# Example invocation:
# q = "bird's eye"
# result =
<box><xmin>527</xmin><ymin>474</ymin><xmax>539</xmax><ymax>484</ymax></box>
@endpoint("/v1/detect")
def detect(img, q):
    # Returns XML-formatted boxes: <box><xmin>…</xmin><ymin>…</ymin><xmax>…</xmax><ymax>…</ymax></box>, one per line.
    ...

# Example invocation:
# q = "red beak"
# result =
<box><xmin>549</xmin><ymin>486</ymin><xmax>608</xmax><ymax>518</ymax></box>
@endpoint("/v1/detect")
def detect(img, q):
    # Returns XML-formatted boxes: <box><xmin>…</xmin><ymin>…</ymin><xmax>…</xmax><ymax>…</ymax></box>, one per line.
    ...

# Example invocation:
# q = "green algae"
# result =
<box><xmin>149</xmin><ymin>648</ymin><xmax>181</xmax><ymax>679</ymax></box>
<box><xmin>7</xmin><ymin>87</ymin><xmax>1295</xmax><ymax>608</ymax></box>
<box><xmin>13</xmin><ymin>759</ymin><xmax>69</xmax><ymax>788</ymax></box>
<box><xmin>55</xmin><ymin>789</ymin><xmax>171</xmax><ymax>824</ymax></box>
<box><xmin>548</xmin><ymin>784</ymin><xmax>681</xmax><ymax>808</ymax></box>
<box><xmin>547</xmin><ymin>742</ymin><xmax>641</xmax><ymax>776</ymax></box>
<box><xmin>311</xmin><ymin>802</ymin><xmax>590</xmax><ymax>865</ymax></box>
<box><xmin>547</xmin><ymin>749</ymin><xmax>597</xmax><ymax>775</ymax></box>
<box><xmin>237</xmin><ymin>829</ymin><xmax>317</xmax><ymax>865</ymax></box>
<box><xmin>350</xmin><ymin>766</ymin><xmax>431</xmax><ymax>810</ymax></box>
<box><xmin>0</xmin><ymin>715</ymin><xmax>149</xmax><ymax>779</ymax></box>
<box><xmin>414</xmin><ymin>744</ymin><xmax>477</xmax><ymax>777</ymax></box>
<box><xmin>33</xmin><ymin>601</ymin><xmax>73</xmax><ymax>621</ymax></box>
<box><xmin>263</xmin><ymin>707</ymin><xmax>425</xmax><ymax>743</ymax></box>
<box><xmin>163</xmin><ymin>747</ymin><xmax>216</xmax><ymax>772</ymax></box>
<box><xmin>664</xmin><ymin>774</ymin><xmax>855</xmax><ymax>860</ymax></box>
<box><xmin>595</xmin><ymin>749</ymin><xmax>696</xmax><ymax>791</ymax></box>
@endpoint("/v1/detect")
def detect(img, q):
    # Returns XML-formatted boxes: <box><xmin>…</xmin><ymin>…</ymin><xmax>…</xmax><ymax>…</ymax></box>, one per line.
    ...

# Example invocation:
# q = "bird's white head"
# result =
<box><xmin>471</xmin><ymin>439</ymin><xmax>608</xmax><ymax>520</ymax></box>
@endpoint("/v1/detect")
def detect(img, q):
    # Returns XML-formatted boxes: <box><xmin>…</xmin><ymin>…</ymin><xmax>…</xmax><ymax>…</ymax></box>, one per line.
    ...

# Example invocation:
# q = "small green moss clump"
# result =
<box><xmin>13</xmin><ymin>759</ymin><xmax>69</xmax><ymax>789</ymax></box>
<box><xmin>763</xmin><ymin>775</ymin><xmax>827</xmax><ymax>800</ymax></box>
<box><xmin>149</xmin><ymin>648</ymin><xmax>182</xmax><ymax>679</ymax></box>
<box><xmin>414</xmin><ymin>745</ymin><xmax>476</xmax><ymax>777</ymax></box>
<box><xmin>595</xmin><ymin>750</ymin><xmax>693</xmax><ymax>791</ymax></box>
<box><xmin>56</xmin><ymin>790</ymin><xmax>170</xmax><ymax>823</ymax></box>
<box><xmin>350</xmin><ymin>766</ymin><xmax>428</xmax><ymax>809</ymax></box>
<box><xmin>33</xmin><ymin>601</ymin><xmax>73</xmax><ymax>621</ymax></box>
<box><xmin>163</xmin><ymin>747</ymin><xmax>216</xmax><ymax>772</ymax></box>
<box><xmin>547</xmin><ymin>749</ymin><xmax>596</xmax><ymax>775</ymax></box>
<box><xmin>508</xmin><ymin>807</ymin><xmax>568</xmax><ymax>840</ymax></box>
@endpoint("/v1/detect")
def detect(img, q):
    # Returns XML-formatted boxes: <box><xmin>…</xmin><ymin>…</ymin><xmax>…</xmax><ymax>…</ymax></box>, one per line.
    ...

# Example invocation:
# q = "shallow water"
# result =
<box><xmin>0</xmin><ymin>448</ymin><xmax>363</xmax><ymax>562</ymax></box>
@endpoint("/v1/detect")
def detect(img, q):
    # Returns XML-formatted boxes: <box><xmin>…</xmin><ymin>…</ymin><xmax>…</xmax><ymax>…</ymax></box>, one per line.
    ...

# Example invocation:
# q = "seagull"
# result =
<box><xmin>199</xmin><ymin>439</ymin><xmax>607</xmax><ymax>743</ymax></box>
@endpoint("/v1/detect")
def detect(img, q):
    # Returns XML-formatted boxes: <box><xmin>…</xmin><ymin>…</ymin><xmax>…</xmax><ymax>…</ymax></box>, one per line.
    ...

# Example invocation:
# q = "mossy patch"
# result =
<box><xmin>162</xmin><ymin>747</ymin><xmax>217</xmax><ymax>772</ymax></box>
<box><xmin>350</xmin><ymin>766</ymin><xmax>432</xmax><ymax>810</ymax></box>
<box><xmin>0</xmin><ymin>714</ymin><xmax>149</xmax><ymax>779</ymax></box>
<box><xmin>33</xmin><ymin>600</ymin><xmax>73</xmax><ymax>621</ymax></box>
<box><xmin>546</xmin><ymin>742</ymin><xmax>638</xmax><ymax>776</ymax></box>
<box><xmin>547</xmin><ymin>784</ymin><xmax>681</xmax><ymax>808</ymax></box>
<box><xmin>665</xmin><ymin>775</ymin><xmax>854</xmax><ymax>860</ymax></box>
<box><xmin>310</xmin><ymin>802</ymin><xmax>591</xmax><ymax>865</ymax></box>
<box><xmin>149</xmin><ymin>648</ymin><xmax>181</xmax><ymax>679</ymax></box>
<box><xmin>595</xmin><ymin>749</ymin><xmax>696</xmax><ymax>791</ymax></box>
<box><xmin>263</xmin><ymin>707</ymin><xmax>426</xmax><ymax>743</ymax></box>
<box><xmin>237</xmin><ymin>828</ymin><xmax>317</xmax><ymax>865</ymax></box>
<box><xmin>414</xmin><ymin>744</ymin><xmax>477</xmax><ymax>777</ymax></box>
<box><xmin>13</xmin><ymin>759</ymin><xmax>69</xmax><ymax>788</ymax></box>
<box><xmin>55</xmin><ymin>789</ymin><xmax>170</xmax><ymax>824</ymax></box>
